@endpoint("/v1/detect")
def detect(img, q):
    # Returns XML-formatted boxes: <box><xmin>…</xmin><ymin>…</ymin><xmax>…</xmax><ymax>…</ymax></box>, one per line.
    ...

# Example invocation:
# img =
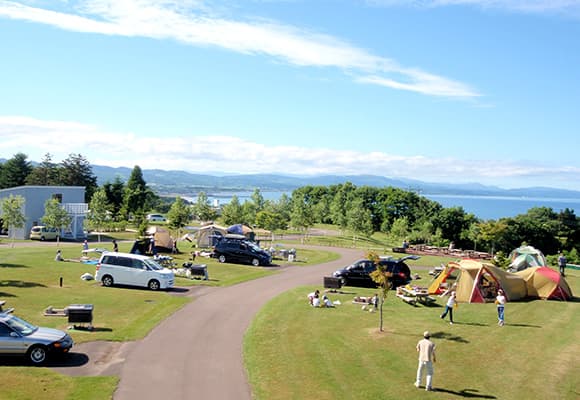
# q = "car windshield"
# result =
<box><xmin>144</xmin><ymin>259</ymin><xmax>163</xmax><ymax>270</ymax></box>
<box><xmin>4</xmin><ymin>315</ymin><xmax>38</xmax><ymax>336</ymax></box>
<box><xmin>247</xmin><ymin>242</ymin><xmax>261</xmax><ymax>251</ymax></box>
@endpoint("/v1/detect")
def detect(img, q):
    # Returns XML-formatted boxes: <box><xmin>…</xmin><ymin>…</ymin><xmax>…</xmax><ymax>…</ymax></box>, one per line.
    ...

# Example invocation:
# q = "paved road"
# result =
<box><xmin>51</xmin><ymin>246</ymin><xmax>360</xmax><ymax>399</ymax></box>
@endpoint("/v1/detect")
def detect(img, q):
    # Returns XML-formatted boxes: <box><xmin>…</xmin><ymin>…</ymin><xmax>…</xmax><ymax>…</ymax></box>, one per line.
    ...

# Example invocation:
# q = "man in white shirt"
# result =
<box><xmin>415</xmin><ymin>331</ymin><xmax>436</xmax><ymax>391</ymax></box>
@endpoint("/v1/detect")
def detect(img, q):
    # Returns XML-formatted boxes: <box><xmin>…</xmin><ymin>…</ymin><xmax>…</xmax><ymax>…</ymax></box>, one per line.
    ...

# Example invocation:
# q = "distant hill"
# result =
<box><xmin>91</xmin><ymin>165</ymin><xmax>580</xmax><ymax>199</ymax></box>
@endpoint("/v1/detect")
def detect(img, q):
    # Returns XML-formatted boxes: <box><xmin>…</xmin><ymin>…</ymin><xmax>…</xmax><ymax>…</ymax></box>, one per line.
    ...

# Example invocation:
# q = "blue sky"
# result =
<box><xmin>1</xmin><ymin>0</ymin><xmax>579</xmax><ymax>190</ymax></box>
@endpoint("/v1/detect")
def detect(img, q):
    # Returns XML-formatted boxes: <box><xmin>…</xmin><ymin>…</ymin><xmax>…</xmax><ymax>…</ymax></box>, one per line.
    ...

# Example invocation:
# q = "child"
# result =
<box><xmin>495</xmin><ymin>289</ymin><xmax>506</xmax><ymax>326</ymax></box>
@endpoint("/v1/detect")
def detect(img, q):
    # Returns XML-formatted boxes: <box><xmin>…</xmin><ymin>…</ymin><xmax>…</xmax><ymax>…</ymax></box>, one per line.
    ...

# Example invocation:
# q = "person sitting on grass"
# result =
<box><xmin>308</xmin><ymin>290</ymin><xmax>320</xmax><ymax>305</ymax></box>
<box><xmin>322</xmin><ymin>295</ymin><xmax>334</xmax><ymax>308</ymax></box>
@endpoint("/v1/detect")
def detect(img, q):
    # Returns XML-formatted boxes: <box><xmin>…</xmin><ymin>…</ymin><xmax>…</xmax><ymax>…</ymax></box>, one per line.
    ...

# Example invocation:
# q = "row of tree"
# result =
<box><xmin>0</xmin><ymin>153</ymin><xmax>98</xmax><ymax>202</ymax></box>
<box><xmin>2</xmin><ymin>153</ymin><xmax>578</xmax><ymax>260</ymax></box>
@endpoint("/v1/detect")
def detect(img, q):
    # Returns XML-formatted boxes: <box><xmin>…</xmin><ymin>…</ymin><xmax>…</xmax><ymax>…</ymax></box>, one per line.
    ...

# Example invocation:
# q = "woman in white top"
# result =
<box><xmin>440</xmin><ymin>291</ymin><xmax>456</xmax><ymax>324</ymax></box>
<box><xmin>495</xmin><ymin>289</ymin><xmax>506</xmax><ymax>326</ymax></box>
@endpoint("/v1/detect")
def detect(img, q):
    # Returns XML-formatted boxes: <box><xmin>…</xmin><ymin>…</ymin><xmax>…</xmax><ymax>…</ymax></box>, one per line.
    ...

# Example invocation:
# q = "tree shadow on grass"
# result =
<box><xmin>0</xmin><ymin>291</ymin><xmax>16</xmax><ymax>298</ymax></box>
<box><xmin>0</xmin><ymin>263</ymin><xmax>29</xmax><ymax>269</ymax></box>
<box><xmin>434</xmin><ymin>388</ymin><xmax>497</xmax><ymax>399</ymax></box>
<box><xmin>0</xmin><ymin>280</ymin><xmax>46</xmax><ymax>289</ymax></box>
<box><xmin>431</xmin><ymin>331</ymin><xmax>470</xmax><ymax>343</ymax></box>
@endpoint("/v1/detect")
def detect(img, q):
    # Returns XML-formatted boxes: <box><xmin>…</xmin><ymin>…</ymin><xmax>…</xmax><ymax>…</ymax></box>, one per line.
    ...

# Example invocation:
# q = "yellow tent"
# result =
<box><xmin>516</xmin><ymin>266</ymin><xmax>573</xmax><ymax>300</ymax></box>
<box><xmin>442</xmin><ymin>260</ymin><xmax>527</xmax><ymax>303</ymax></box>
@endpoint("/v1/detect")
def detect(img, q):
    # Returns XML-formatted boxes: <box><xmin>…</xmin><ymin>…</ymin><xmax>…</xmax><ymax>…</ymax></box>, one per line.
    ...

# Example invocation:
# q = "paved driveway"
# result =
<box><xmin>52</xmin><ymin>246</ymin><xmax>360</xmax><ymax>399</ymax></box>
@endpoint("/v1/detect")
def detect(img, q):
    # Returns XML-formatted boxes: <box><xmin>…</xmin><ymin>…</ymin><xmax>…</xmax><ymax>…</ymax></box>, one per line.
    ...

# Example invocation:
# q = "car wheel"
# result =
<box><xmin>102</xmin><ymin>275</ymin><xmax>114</xmax><ymax>287</ymax></box>
<box><xmin>340</xmin><ymin>277</ymin><xmax>347</xmax><ymax>287</ymax></box>
<box><xmin>148</xmin><ymin>279</ymin><xmax>160</xmax><ymax>291</ymax></box>
<box><xmin>251</xmin><ymin>258</ymin><xmax>260</xmax><ymax>266</ymax></box>
<box><xmin>27</xmin><ymin>345</ymin><xmax>48</xmax><ymax>365</ymax></box>
<box><xmin>40</xmin><ymin>236</ymin><xmax>45</xmax><ymax>241</ymax></box>
<box><xmin>218</xmin><ymin>255</ymin><xmax>226</xmax><ymax>263</ymax></box>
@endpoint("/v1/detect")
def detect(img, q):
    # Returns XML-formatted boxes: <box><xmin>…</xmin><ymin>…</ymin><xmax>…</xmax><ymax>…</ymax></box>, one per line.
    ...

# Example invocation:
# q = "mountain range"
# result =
<box><xmin>91</xmin><ymin>165</ymin><xmax>580</xmax><ymax>199</ymax></box>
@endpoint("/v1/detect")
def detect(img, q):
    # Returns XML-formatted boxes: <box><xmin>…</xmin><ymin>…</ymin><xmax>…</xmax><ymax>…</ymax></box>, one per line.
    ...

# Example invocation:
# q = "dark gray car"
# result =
<box><xmin>0</xmin><ymin>312</ymin><xmax>73</xmax><ymax>365</ymax></box>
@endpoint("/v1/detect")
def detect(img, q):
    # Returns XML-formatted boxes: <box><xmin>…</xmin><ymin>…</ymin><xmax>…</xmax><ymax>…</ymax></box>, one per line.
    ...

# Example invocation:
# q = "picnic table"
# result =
<box><xmin>396</xmin><ymin>286</ymin><xmax>436</xmax><ymax>306</ymax></box>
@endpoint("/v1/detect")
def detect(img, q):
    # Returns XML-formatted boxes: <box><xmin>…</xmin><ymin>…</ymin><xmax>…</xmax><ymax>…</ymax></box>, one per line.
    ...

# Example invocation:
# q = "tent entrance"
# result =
<box><xmin>475</xmin><ymin>269</ymin><xmax>500</xmax><ymax>302</ymax></box>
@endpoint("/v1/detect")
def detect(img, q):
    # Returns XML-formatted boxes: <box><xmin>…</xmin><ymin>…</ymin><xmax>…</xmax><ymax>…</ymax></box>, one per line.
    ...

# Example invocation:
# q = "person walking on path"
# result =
<box><xmin>415</xmin><ymin>330</ymin><xmax>436</xmax><ymax>391</ymax></box>
<box><xmin>440</xmin><ymin>291</ymin><xmax>456</xmax><ymax>325</ymax></box>
<box><xmin>112</xmin><ymin>239</ymin><xmax>118</xmax><ymax>252</ymax></box>
<box><xmin>495</xmin><ymin>289</ymin><xmax>506</xmax><ymax>326</ymax></box>
<box><xmin>558</xmin><ymin>253</ymin><xmax>567</xmax><ymax>277</ymax></box>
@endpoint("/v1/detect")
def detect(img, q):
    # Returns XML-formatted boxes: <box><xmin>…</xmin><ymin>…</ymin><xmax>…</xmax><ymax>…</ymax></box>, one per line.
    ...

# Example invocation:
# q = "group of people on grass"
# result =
<box><xmin>307</xmin><ymin>290</ymin><xmax>335</xmax><ymax>308</ymax></box>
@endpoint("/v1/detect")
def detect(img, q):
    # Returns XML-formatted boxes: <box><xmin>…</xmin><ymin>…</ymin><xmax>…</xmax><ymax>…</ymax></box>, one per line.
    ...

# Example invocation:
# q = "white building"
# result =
<box><xmin>0</xmin><ymin>186</ymin><xmax>87</xmax><ymax>240</ymax></box>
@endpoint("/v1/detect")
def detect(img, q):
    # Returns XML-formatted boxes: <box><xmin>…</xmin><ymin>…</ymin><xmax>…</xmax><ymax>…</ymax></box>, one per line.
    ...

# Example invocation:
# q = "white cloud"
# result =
<box><xmin>2</xmin><ymin>115</ymin><xmax>579</xmax><ymax>189</ymax></box>
<box><xmin>0</xmin><ymin>0</ymin><xmax>480</xmax><ymax>98</ymax></box>
<box><xmin>366</xmin><ymin>0</ymin><xmax>580</xmax><ymax>16</ymax></box>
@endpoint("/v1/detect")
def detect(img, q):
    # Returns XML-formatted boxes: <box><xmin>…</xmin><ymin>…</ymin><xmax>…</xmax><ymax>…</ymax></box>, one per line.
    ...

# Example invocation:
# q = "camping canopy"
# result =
<box><xmin>508</xmin><ymin>246</ymin><xmax>546</xmax><ymax>272</ymax></box>
<box><xmin>516</xmin><ymin>266</ymin><xmax>573</xmax><ymax>300</ymax></box>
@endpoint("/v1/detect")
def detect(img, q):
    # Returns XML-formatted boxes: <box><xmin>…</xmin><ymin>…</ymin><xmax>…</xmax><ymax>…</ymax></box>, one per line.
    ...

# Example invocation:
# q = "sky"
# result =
<box><xmin>1</xmin><ymin>0</ymin><xmax>579</xmax><ymax>191</ymax></box>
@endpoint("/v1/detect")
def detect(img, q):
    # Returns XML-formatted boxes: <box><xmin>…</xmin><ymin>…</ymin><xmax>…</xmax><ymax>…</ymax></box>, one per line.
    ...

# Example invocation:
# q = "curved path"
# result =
<box><xmin>6</xmin><ymin>236</ymin><xmax>359</xmax><ymax>397</ymax></box>
<box><xmin>109</xmin><ymin>247</ymin><xmax>361</xmax><ymax>399</ymax></box>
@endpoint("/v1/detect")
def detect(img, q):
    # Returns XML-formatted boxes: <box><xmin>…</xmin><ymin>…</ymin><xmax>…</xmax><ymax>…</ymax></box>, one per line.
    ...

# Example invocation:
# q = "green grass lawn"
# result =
<box><xmin>244</xmin><ymin>269</ymin><xmax>579</xmax><ymax>400</ymax></box>
<box><xmin>0</xmin><ymin>241</ymin><xmax>340</xmax><ymax>400</ymax></box>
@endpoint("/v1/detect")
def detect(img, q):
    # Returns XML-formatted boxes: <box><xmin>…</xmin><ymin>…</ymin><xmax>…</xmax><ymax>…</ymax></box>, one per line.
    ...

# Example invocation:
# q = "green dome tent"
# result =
<box><xmin>508</xmin><ymin>246</ymin><xmax>546</xmax><ymax>272</ymax></box>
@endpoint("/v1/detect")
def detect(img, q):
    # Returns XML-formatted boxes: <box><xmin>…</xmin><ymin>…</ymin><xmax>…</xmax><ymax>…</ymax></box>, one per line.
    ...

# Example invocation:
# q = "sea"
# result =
<box><xmin>185</xmin><ymin>192</ymin><xmax>580</xmax><ymax>221</ymax></box>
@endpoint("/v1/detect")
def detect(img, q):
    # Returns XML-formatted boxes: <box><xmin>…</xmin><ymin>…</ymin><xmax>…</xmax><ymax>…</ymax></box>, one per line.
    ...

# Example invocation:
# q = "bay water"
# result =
<box><xmin>187</xmin><ymin>191</ymin><xmax>580</xmax><ymax>221</ymax></box>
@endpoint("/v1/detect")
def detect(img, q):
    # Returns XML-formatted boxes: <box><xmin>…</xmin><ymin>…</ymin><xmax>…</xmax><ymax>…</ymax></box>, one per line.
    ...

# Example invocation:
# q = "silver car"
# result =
<box><xmin>0</xmin><ymin>313</ymin><xmax>73</xmax><ymax>365</ymax></box>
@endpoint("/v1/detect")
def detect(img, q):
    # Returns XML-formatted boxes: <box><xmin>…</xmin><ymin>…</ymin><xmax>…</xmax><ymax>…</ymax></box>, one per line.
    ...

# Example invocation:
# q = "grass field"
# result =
<box><xmin>0</xmin><ymin>240</ymin><xmax>339</xmax><ymax>400</ymax></box>
<box><xmin>244</xmin><ymin>269</ymin><xmax>579</xmax><ymax>400</ymax></box>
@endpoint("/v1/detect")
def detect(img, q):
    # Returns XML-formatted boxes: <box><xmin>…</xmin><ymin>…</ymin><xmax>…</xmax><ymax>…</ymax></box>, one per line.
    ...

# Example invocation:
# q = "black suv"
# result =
<box><xmin>332</xmin><ymin>255</ymin><xmax>419</xmax><ymax>288</ymax></box>
<box><xmin>212</xmin><ymin>235</ymin><xmax>272</xmax><ymax>266</ymax></box>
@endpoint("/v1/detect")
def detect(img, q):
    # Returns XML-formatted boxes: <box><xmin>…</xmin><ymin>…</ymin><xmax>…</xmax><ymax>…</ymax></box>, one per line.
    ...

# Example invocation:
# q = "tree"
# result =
<box><xmin>390</xmin><ymin>217</ymin><xmax>410</xmax><ymax>242</ymax></box>
<box><xmin>192</xmin><ymin>192</ymin><xmax>217</xmax><ymax>222</ymax></box>
<box><xmin>221</xmin><ymin>195</ymin><xmax>244</xmax><ymax>226</ymax></box>
<box><xmin>290</xmin><ymin>193</ymin><xmax>314</xmax><ymax>243</ymax></box>
<box><xmin>368</xmin><ymin>251</ymin><xmax>393</xmax><ymax>332</ymax></box>
<box><xmin>124</xmin><ymin>165</ymin><xmax>153</xmax><ymax>218</ymax></box>
<box><xmin>255</xmin><ymin>210</ymin><xmax>286</xmax><ymax>241</ymax></box>
<box><xmin>41</xmin><ymin>198</ymin><xmax>72</xmax><ymax>246</ymax></box>
<box><xmin>0</xmin><ymin>153</ymin><xmax>32</xmax><ymax>189</ymax></box>
<box><xmin>346</xmin><ymin>198</ymin><xmax>374</xmax><ymax>246</ymax></box>
<box><xmin>0</xmin><ymin>195</ymin><xmax>26</xmax><ymax>247</ymax></box>
<box><xmin>86</xmin><ymin>189</ymin><xmax>111</xmax><ymax>242</ymax></box>
<box><xmin>103</xmin><ymin>176</ymin><xmax>125</xmax><ymax>220</ymax></box>
<box><xmin>26</xmin><ymin>153</ymin><xmax>59</xmax><ymax>185</ymax></box>
<box><xmin>250</xmin><ymin>188</ymin><xmax>265</xmax><ymax>212</ymax></box>
<box><xmin>167</xmin><ymin>196</ymin><xmax>192</xmax><ymax>237</ymax></box>
<box><xmin>59</xmin><ymin>153</ymin><xmax>98</xmax><ymax>202</ymax></box>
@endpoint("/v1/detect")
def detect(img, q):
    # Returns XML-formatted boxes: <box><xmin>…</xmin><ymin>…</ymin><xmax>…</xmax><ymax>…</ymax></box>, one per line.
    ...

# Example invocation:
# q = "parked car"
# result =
<box><xmin>29</xmin><ymin>226</ymin><xmax>59</xmax><ymax>241</ymax></box>
<box><xmin>146</xmin><ymin>214</ymin><xmax>167</xmax><ymax>222</ymax></box>
<box><xmin>95</xmin><ymin>252</ymin><xmax>174</xmax><ymax>290</ymax></box>
<box><xmin>332</xmin><ymin>255</ymin><xmax>420</xmax><ymax>288</ymax></box>
<box><xmin>0</xmin><ymin>312</ymin><xmax>73</xmax><ymax>365</ymax></box>
<box><xmin>212</xmin><ymin>234</ymin><xmax>272</xmax><ymax>266</ymax></box>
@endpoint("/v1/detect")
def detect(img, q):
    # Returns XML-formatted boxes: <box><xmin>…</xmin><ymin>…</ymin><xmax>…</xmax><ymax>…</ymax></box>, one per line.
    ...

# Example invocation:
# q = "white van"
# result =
<box><xmin>95</xmin><ymin>252</ymin><xmax>174</xmax><ymax>291</ymax></box>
